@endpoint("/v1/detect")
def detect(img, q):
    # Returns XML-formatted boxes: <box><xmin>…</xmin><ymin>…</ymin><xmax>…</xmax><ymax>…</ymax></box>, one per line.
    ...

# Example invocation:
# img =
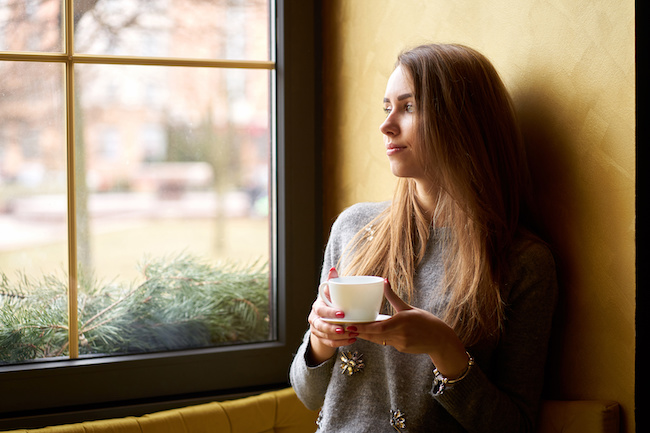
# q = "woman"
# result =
<box><xmin>290</xmin><ymin>43</ymin><xmax>557</xmax><ymax>433</ymax></box>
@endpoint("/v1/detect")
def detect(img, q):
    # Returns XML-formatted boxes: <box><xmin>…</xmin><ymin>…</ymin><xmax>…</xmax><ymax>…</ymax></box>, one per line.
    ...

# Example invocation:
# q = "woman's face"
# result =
<box><xmin>380</xmin><ymin>65</ymin><xmax>425</xmax><ymax>181</ymax></box>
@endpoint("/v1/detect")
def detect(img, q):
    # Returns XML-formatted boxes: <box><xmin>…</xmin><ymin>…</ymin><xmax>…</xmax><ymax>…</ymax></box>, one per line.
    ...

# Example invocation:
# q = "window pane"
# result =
<box><xmin>74</xmin><ymin>0</ymin><xmax>270</xmax><ymax>61</ymax></box>
<box><xmin>72</xmin><ymin>63</ymin><xmax>272</xmax><ymax>357</ymax></box>
<box><xmin>0</xmin><ymin>61</ymin><xmax>68</xmax><ymax>364</ymax></box>
<box><xmin>0</xmin><ymin>0</ymin><xmax>64</xmax><ymax>53</ymax></box>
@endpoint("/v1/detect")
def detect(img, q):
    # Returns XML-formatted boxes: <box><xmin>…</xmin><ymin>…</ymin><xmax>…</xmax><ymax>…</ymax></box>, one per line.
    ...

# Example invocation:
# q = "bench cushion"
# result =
<box><xmin>537</xmin><ymin>400</ymin><xmax>620</xmax><ymax>433</ymax></box>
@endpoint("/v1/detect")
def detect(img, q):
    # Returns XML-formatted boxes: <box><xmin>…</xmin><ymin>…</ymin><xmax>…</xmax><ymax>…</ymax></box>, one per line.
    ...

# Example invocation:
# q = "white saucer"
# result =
<box><xmin>322</xmin><ymin>314</ymin><xmax>391</xmax><ymax>324</ymax></box>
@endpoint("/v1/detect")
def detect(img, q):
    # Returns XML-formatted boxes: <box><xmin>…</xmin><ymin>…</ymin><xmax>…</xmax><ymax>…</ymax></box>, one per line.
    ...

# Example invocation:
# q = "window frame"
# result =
<box><xmin>0</xmin><ymin>0</ymin><xmax>322</xmax><ymax>427</ymax></box>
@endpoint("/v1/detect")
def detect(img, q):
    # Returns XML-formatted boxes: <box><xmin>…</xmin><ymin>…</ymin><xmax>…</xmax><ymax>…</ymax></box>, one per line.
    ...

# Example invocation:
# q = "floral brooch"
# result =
<box><xmin>339</xmin><ymin>351</ymin><xmax>364</xmax><ymax>375</ymax></box>
<box><xmin>390</xmin><ymin>409</ymin><xmax>407</xmax><ymax>430</ymax></box>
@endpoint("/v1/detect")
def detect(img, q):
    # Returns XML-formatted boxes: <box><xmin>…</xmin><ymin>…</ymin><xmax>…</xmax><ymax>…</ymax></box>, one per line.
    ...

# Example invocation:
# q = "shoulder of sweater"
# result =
<box><xmin>508</xmin><ymin>234</ymin><xmax>556</xmax><ymax>272</ymax></box>
<box><xmin>504</xmin><ymin>234</ymin><xmax>558</xmax><ymax>302</ymax></box>
<box><xmin>331</xmin><ymin>201</ymin><xmax>390</xmax><ymax>230</ymax></box>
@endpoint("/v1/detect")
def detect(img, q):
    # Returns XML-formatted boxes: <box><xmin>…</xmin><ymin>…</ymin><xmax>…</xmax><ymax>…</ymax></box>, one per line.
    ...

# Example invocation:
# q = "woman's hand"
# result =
<box><xmin>353</xmin><ymin>279</ymin><xmax>470</xmax><ymax>378</ymax></box>
<box><xmin>306</xmin><ymin>267</ymin><xmax>359</xmax><ymax>365</ymax></box>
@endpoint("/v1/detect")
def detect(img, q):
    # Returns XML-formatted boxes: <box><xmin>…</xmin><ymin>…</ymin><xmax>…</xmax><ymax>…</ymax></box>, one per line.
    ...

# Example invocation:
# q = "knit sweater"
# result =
<box><xmin>289</xmin><ymin>202</ymin><xmax>558</xmax><ymax>433</ymax></box>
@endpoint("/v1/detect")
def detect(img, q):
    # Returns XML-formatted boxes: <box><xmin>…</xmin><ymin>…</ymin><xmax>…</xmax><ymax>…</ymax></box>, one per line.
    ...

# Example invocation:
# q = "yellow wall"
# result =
<box><xmin>321</xmin><ymin>1</ymin><xmax>635</xmax><ymax>432</ymax></box>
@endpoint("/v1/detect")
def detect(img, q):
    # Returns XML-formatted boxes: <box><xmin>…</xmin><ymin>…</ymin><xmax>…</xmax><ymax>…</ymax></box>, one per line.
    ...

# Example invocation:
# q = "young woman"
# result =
<box><xmin>290</xmin><ymin>43</ymin><xmax>558</xmax><ymax>433</ymax></box>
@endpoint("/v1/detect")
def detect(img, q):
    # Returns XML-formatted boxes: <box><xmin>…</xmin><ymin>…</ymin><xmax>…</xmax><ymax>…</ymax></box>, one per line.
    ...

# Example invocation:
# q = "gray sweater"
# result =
<box><xmin>289</xmin><ymin>202</ymin><xmax>558</xmax><ymax>433</ymax></box>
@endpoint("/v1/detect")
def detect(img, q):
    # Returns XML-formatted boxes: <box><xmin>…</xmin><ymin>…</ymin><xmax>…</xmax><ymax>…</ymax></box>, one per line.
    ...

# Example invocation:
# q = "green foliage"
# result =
<box><xmin>0</xmin><ymin>255</ymin><xmax>270</xmax><ymax>364</ymax></box>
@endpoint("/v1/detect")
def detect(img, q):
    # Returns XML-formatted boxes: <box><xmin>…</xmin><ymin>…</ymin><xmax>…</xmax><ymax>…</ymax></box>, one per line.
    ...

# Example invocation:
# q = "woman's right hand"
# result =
<box><xmin>306</xmin><ymin>267</ymin><xmax>359</xmax><ymax>365</ymax></box>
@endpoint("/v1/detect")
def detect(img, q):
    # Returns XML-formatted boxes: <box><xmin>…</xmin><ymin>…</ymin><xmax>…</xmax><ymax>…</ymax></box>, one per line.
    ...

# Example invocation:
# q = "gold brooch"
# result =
<box><xmin>339</xmin><ymin>351</ymin><xmax>364</xmax><ymax>375</ymax></box>
<box><xmin>390</xmin><ymin>409</ymin><xmax>406</xmax><ymax>430</ymax></box>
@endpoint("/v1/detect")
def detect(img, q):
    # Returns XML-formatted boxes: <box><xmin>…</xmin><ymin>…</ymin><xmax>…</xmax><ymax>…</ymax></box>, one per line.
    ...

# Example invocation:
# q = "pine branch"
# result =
<box><xmin>0</xmin><ymin>254</ymin><xmax>270</xmax><ymax>363</ymax></box>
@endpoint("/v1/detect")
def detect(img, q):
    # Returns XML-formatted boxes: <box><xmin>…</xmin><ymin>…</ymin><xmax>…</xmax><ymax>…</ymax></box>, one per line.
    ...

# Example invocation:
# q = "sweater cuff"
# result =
<box><xmin>291</xmin><ymin>330</ymin><xmax>337</xmax><ymax>382</ymax></box>
<box><xmin>304</xmin><ymin>338</ymin><xmax>338</xmax><ymax>368</ymax></box>
<box><xmin>432</xmin><ymin>360</ymin><xmax>484</xmax><ymax>406</ymax></box>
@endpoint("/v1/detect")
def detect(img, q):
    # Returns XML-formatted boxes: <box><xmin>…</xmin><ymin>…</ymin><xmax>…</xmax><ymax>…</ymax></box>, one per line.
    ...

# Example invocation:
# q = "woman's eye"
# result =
<box><xmin>383</xmin><ymin>103</ymin><xmax>413</xmax><ymax>116</ymax></box>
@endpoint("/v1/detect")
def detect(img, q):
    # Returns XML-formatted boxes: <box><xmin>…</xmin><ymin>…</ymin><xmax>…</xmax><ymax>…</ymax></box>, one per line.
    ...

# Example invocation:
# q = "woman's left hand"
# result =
<box><xmin>352</xmin><ymin>279</ymin><xmax>470</xmax><ymax>378</ymax></box>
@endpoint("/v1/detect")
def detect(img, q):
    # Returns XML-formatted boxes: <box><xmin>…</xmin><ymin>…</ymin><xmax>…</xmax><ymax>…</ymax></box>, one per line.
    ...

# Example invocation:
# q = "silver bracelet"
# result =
<box><xmin>431</xmin><ymin>351</ymin><xmax>475</xmax><ymax>396</ymax></box>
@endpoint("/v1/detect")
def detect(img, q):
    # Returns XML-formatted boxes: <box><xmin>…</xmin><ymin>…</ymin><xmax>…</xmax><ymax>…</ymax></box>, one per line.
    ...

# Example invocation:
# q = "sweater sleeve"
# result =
<box><xmin>289</xmin><ymin>205</ymin><xmax>356</xmax><ymax>410</ymax></box>
<box><xmin>289</xmin><ymin>202</ymin><xmax>387</xmax><ymax>411</ymax></box>
<box><xmin>434</xmin><ymin>240</ymin><xmax>559</xmax><ymax>433</ymax></box>
<box><xmin>289</xmin><ymin>330</ymin><xmax>338</xmax><ymax>410</ymax></box>
<box><xmin>288</xmin><ymin>237</ymin><xmax>339</xmax><ymax>411</ymax></box>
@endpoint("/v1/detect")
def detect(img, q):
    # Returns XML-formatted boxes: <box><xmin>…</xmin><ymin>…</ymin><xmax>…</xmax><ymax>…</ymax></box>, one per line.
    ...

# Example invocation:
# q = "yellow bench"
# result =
<box><xmin>537</xmin><ymin>400</ymin><xmax>620</xmax><ymax>433</ymax></box>
<box><xmin>2</xmin><ymin>388</ymin><xmax>319</xmax><ymax>433</ymax></box>
<box><xmin>0</xmin><ymin>388</ymin><xmax>619</xmax><ymax>433</ymax></box>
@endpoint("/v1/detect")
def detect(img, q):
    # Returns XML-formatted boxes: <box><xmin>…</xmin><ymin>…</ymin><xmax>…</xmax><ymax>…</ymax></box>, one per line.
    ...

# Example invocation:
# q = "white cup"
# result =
<box><xmin>318</xmin><ymin>276</ymin><xmax>384</xmax><ymax>322</ymax></box>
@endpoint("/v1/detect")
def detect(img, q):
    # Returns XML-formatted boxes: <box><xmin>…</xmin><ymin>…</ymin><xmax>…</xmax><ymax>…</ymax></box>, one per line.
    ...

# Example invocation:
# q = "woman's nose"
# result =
<box><xmin>380</xmin><ymin>113</ymin><xmax>398</xmax><ymax>136</ymax></box>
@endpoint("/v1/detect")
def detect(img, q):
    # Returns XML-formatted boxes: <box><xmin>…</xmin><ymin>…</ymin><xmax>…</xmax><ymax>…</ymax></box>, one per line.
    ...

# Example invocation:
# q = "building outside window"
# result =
<box><xmin>0</xmin><ymin>0</ymin><xmax>321</xmax><ymax>426</ymax></box>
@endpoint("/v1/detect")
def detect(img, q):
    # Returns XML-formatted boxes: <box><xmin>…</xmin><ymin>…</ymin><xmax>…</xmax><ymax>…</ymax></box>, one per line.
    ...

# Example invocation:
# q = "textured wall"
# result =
<box><xmin>321</xmin><ymin>1</ymin><xmax>635</xmax><ymax>431</ymax></box>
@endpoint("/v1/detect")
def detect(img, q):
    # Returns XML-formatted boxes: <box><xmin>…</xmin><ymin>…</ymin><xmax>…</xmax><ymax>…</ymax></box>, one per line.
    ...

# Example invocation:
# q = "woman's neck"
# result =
<box><xmin>414</xmin><ymin>179</ymin><xmax>439</xmax><ymax>223</ymax></box>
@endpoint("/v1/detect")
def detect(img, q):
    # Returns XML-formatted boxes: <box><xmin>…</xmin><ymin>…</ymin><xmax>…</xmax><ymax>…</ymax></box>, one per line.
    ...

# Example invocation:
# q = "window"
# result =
<box><xmin>0</xmin><ymin>0</ymin><xmax>321</xmax><ymax>427</ymax></box>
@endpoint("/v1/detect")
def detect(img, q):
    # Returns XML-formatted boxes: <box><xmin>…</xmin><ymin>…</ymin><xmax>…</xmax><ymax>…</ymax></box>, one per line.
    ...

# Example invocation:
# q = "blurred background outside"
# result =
<box><xmin>0</xmin><ymin>0</ymin><xmax>273</xmax><ymax>362</ymax></box>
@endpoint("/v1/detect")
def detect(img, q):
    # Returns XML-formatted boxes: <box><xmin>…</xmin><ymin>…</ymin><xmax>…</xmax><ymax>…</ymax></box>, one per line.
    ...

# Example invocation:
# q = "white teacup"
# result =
<box><xmin>318</xmin><ymin>276</ymin><xmax>384</xmax><ymax>322</ymax></box>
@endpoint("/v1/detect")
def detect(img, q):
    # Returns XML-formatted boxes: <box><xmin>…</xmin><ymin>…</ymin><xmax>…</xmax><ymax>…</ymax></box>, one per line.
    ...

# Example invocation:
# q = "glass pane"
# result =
<box><xmin>73</xmin><ymin>63</ymin><xmax>272</xmax><ymax>356</ymax></box>
<box><xmin>0</xmin><ymin>61</ymin><xmax>68</xmax><ymax>364</ymax></box>
<box><xmin>74</xmin><ymin>0</ymin><xmax>270</xmax><ymax>61</ymax></box>
<box><xmin>0</xmin><ymin>0</ymin><xmax>64</xmax><ymax>53</ymax></box>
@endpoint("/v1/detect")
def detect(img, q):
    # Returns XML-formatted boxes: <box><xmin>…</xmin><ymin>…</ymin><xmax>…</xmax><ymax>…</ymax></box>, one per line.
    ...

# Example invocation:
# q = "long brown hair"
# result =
<box><xmin>341</xmin><ymin>44</ymin><xmax>533</xmax><ymax>346</ymax></box>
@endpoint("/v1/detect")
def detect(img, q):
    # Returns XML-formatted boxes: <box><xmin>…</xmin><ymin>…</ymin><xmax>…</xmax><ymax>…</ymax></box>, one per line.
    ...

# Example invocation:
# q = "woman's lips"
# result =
<box><xmin>386</xmin><ymin>145</ymin><xmax>406</xmax><ymax>156</ymax></box>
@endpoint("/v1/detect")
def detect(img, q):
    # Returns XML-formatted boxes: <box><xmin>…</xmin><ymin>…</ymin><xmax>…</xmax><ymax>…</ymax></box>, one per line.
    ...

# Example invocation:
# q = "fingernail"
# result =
<box><xmin>346</xmin><ymin>326</ymin><xmax>357</xmax><ymax>332</ymax></box>
<box><xmin>335</xmin><ymin>311</ymin><xmax>345</xmax><ymax>318</ymax></box>
<box><xmin>348</xmin><ymin>332</ymin><xmax>359</xmax><ymax>338</ymax></box>
<box><xmin>335</xmin><ymin>327</ymin><xmax>344</xmax><ymax>334</ymax></box>
<box><xmin>330</xmin><ymin>267</ymin><xmax>337</xmax><ymax>272</ymax></box>
<box><xmin>348</xmin><ymin>338</ymin><xmax>357</xmax><ymax>344</ymax></box>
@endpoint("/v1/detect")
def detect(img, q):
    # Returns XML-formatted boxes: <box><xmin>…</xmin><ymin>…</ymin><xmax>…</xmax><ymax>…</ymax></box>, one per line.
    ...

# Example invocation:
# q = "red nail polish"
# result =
<box><xmin>335</xmin><ymin>328</ymin><xmax>344</xmax><ymax>334</ymax></box>
<box><xmin>346</xmin><ymin>326</ymin><xmax>357</xmax><ymax>332</ymax></box>
<box><xmin>335</xmin><ymin>311</ymin><xmax>345</xmax><ymax>318</ymax></box>
<box><xmin>330</xmin><ymin>267</ymin><xmax>337</xmax><ymax>272</ymax></box>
